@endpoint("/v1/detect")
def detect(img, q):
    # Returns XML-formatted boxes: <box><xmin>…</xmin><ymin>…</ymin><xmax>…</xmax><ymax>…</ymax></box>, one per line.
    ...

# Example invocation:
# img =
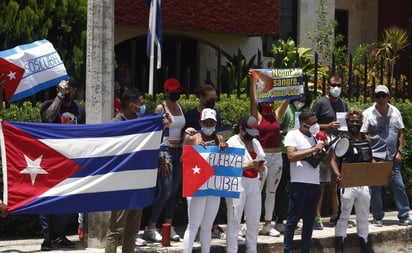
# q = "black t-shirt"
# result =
<box><xmin>311</xmin><ymin>96</ymin><xmax>347</xmax><ymax>135</ymax></box>
<box><xmin>340</xmin><ymin>133</ymin><xmax>372</xmax><ymax>165</ymax></box>
<box><xmin>40</xmin><ymin>100</ymin><xmax>86</xmax><ymax>124</ymax></box>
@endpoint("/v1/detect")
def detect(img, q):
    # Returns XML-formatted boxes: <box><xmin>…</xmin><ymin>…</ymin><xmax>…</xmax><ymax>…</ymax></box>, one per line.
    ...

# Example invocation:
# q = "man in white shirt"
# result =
<box><xmin>283</xmin><ymin>111</ymin><xmax>325</xmax><ymax>253</ymax></box>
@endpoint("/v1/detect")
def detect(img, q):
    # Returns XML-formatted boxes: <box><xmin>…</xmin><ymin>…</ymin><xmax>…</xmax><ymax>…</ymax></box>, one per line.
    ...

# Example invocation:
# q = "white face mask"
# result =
<box><xmin>329</xmin><ymin>86</ymin><xmax>342</xmax><ymax>98</ymax></box>
<box><xmin>293</xmin><ymin>101</ymin><xmax>305</xmax><ymax>110</ymax></box>
<box><xmin>309</xmin><ymin>123</ymin><xmax>320</xmax><ymax>135</ymax></box>
<box><xmin>201</xmin><ymin>126</ymin><xmax>215</xmax><ymax>136</ymax></box>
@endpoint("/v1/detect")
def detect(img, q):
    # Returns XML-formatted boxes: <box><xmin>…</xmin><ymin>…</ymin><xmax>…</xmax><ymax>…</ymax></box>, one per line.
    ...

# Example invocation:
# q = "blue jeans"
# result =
<box><xmin>39</xmin><ymin>214</ymin><xmax>71</xmax><ymax>236</ymax></box>
<box><xmin>149</xmin><ymin>147</ymin><xmax>182</xmax><ymax>223</ymax></box>
<box><xmin>283</xmin><ymin>182</ymin><xmax>320</xmax><ymax>253</ymax></box>
<box><xmin>370</xmin><ymin>162</ymin><xmax>410</xmax><ymax>221</ymax></box>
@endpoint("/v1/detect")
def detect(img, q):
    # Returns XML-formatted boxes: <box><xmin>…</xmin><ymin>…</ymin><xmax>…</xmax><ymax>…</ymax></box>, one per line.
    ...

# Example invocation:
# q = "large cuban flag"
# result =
<box><xmin>182</xmin><ymin>145</ymin><xmax>244</xmax><ymax>198</ymax></box>
<box><xmin>0</xmin><ymin>39</ymin><xmax>68</xmax><ymax>103</ymax></box>
<box><xmin>0</xmin><ymin>114</ymin><xmax>163</xmax><ymax>214</ymax></box>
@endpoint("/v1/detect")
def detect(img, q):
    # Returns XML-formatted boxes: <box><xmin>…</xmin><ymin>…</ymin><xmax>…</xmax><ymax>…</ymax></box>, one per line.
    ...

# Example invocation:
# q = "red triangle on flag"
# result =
<box><xmin>3</xmin><ymin>122</ymin><xmax>81</xmax><ymax>212</ymax></box>
<box><xmin>182</xmin><ymin>145</ymin><xmax>215</xmax><ymax>197</ymax></box>
<box><xmin>0</xmin><ymin>58</ymin><xmax>25</xmax><ymax>102</ymax></box>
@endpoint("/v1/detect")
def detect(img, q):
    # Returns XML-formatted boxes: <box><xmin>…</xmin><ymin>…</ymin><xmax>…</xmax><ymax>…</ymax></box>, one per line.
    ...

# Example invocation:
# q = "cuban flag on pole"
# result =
<box><xmin>0</xmin><ymin>39</ymin><xmax>68</xmax><ymax>103</ymax></box>
<box><xmin>0</xmin><ymin>114</ymin><xmax>163</xmax><ymax>214</ymax></box>
<box><xmin>146</xmin><ymin>0</ymin><xmax>162</xmax><ymax>69</ymax></box>
<box><xmin>182</xmin><ymin>145</ymin><xmax>244</xmax><ymax>198</ymax></box>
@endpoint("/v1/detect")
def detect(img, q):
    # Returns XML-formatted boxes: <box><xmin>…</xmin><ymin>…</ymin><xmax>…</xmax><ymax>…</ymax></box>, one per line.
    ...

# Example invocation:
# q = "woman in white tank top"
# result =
<box><xmin>144</xmin><ymin>78</ymin><xmax>186</xmax><ymax>242</ymax></box>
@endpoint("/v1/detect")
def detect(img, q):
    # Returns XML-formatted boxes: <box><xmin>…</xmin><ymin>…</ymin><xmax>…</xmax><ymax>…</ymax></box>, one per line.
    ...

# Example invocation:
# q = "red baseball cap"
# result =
<box><xmin>164</xmin><ymin>78</ymin><xmax>181</xmax><ymax>92</ymax></box>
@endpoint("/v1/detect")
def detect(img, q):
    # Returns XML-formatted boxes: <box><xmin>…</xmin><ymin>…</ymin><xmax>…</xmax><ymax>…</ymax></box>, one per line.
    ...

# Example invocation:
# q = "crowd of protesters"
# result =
<box><xmin>1</xmin><ymin>73</ymin><xmax>411</xmax><ymax>253</ymax></box>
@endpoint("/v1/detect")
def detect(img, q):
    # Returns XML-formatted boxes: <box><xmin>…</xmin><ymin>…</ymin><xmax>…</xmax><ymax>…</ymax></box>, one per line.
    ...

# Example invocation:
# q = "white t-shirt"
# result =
<box><xmin>227</xmin><ymin>135</ymin><xmax>265</xmax><ymax>165</ymax></box>
<box><xmin>284</xmin><ymin>128</ymin><xmax>320</xmax><ymax>184</ymax></box>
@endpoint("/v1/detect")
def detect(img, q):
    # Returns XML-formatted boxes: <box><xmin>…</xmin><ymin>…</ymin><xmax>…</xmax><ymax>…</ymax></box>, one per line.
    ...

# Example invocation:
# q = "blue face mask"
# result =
<box><xmin>136</xmin><ymin>104</ymin><xmax>146</xmax><ymax>117</ymax></box>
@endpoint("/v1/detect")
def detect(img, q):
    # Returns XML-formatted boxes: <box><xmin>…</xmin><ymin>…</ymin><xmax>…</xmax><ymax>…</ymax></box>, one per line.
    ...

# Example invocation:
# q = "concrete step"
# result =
<box><xmin>0</xmin><ymin>211</ymin><xmax>411</xmax><ymax>252</ymax></box>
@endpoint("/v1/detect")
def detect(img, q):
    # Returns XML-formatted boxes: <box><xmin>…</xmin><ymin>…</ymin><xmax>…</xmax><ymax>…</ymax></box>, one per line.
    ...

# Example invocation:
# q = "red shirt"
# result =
<box><xmin>258</xmin><ymin>114</ymin><xmax>281</xmax><ymax>149</ymax></box>
<box><xmin>243</xmin><ymin>151</ymin><xmax>258</xmax><ymax>178</ymax></box>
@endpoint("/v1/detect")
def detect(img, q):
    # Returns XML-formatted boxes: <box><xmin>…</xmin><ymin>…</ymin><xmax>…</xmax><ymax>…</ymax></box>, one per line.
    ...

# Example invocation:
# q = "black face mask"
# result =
<box><xmin>243</xmin><ymin>132</ymin><xmax>255</xmax><ymax>141</ymax></box>
<box><xmin>168</xmin><ymin>92</ymin><xmax>180</xmax><ymax>102</ymax></box>
<box><xmin>348</xmin><ymin>124</ymin><xmax>361</xmax><ymax>134</ymax></box>
<box><xmin>204</xmin><ymin>100</ymin><xmax>216</xmax><ymax>109</ymax></box>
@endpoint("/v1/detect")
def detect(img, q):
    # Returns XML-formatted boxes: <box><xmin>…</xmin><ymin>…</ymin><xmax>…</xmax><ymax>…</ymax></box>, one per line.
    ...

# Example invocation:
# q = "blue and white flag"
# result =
<box><xmin>146</xmin><ymin>0</ymin><xmax>162</xmax><ymax>69</ymax></box>
<box><xmin>1</xmin><ymin>114</ymin><xmax>163</xmax><ymax>214</ymax></box>
<box><xmin>0</xmin><ymin>39</ymin><xmax>68</xmax><ymax>103</ymax></box>
<box><xmin>183</xmin><ymin>145</ymin><xmax>243</xmax><ymax>198</ymax></box>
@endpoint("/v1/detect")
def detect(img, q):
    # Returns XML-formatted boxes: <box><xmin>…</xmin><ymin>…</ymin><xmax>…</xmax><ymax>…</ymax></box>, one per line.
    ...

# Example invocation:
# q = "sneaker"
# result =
<box><xmin>135</xmin><ymin>234</ymin><xmax>147</xmax><ymax>246</ymax></box>
<box><xmin>170</xmin><ymin>226</ymin><xmax>180</xmax><ymax>242</ymax></box>
<box><xmin>274</xmin><ymin>223</ymin><xmax>285</xmax><ymax>233</ymax></box>
<box><xmin>239</xmin><ymin>224</ymin><xmax>246</xmax><ymax>237</ymax></box>
<box><xmin>259</xmin><ymin>223</ymin><xmax>280</xmax><ymax>237</ymax></box>
<box><xmin>329</xmin><ymin>214</ymin><xmax>338</xmax><ymax>226</ymax></box>
<box><xmin>399</xmin><ymin>218</ymin><xmax>412</xmax><ymax>226</ymax></box>
<box><xmin>212</xmin><ymin>225</ymin><xmax>226</xmax><ymax>239</ymax></box>
<box><xmin>78</xmin><ymin>226</ymin><xmax>84</xmax><ymax>241</ymax></box>
<box><xmin>372</xmin><ymin>219</ymin><xmax>383</xmax><ymax>227</ymax></box>
<box><xmin>53</xmin><ymin>235</ymin><xmax>75</xmax><ymax>248</ymax></box>
<box><xmin>144</xmin><ymin>227</ymin><xmax>162</xmax><ymax>242</ymax></box>
<box><xmin>313</xmin><ymin>216</ymin><xmax>324</xmax><ymax>230</ymax></box>
<box><xmin>40</xmin><ymin>238</ymin><xmax>52</xmax><ymax>251</ymax></box>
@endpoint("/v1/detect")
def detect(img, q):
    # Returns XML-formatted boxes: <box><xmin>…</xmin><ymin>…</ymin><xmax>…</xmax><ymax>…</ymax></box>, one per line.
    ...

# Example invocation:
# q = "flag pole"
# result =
<box><xmin>148</xmin><ymin>0</ymin><xmax>157</xmax><ymax>95</ymax></box>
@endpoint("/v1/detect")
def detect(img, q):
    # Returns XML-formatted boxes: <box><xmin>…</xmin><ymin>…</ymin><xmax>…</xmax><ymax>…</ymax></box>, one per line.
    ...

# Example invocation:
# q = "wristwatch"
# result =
<box><xmin>398</xmin><ymin>149</ymin><xmax>404</xmax><ymax>155</ymax></box>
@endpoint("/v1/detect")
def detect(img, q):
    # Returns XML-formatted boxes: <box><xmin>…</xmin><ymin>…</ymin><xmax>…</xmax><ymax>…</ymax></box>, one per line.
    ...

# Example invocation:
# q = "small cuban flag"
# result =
<box><xmin>0</xmin><ymin>39</ymin><xmax>68</xmax><ymax>103</ymax></box>
<box><xmin>182</xmin><ymin>145</ymin><xmax>244</xmax><ymax>198</ymax></box>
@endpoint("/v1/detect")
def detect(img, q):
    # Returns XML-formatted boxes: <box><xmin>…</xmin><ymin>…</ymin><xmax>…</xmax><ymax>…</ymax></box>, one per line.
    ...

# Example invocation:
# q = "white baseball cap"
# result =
<box><xmin>201</xmin><ymin>108</ymin><xmax>217</xmax><ymax>121</ymax></box>
<box><xmin>374</xmin><ymin>85</ymin><xmax>389</xmax><ymax>94</ymax></box>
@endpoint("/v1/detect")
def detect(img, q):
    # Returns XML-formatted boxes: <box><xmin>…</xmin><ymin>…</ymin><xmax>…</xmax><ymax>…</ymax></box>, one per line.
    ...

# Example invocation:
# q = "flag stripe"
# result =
<box><xmin>41</xmin><ymin>169</ymin><xmax>157</xmax><ymax>197</ymax></box>
<box><xmin>213</xmin><ymin>166</ymin><xmax>243</xmax><ymax>177</ymax></box>
<box><xmin>6</xmin><ymin>114</ymin><xmax>163</xmax><ymax>139</ymax></box>
<box><xmin>0</xmin><ymin>40</ymin><xmax>50</xmax><ymax>58</ymax></box>
<box><xmin>194</xmin><ymin>189</ymin><xmax>240</xmax><ymax>198</ymax></box>
<box><xmin>71</xmin><ymin>150</ymin><xmax>159</xmax><ymax>177</ymax></box>
<box><xmin>12</xmin><ymin>188</ymin><xmax>156</xmax><ymax>214</ymax></box>
<box><xmin>10</xmin><ymin>76</ymin><xmax>67</xmax><ymax>102</ymax></box>
<box><xmin>40</xmin><ymin>131</ymin><xmax>162</xmax><ymax>159</ymax></box>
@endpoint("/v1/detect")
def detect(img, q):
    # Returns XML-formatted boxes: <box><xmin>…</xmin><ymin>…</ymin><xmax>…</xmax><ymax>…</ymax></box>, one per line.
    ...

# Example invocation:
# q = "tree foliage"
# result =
<box><xmin>0</xmin><ymin>0</ymin><xmax>87</xmax><ymax>87</ymax></box>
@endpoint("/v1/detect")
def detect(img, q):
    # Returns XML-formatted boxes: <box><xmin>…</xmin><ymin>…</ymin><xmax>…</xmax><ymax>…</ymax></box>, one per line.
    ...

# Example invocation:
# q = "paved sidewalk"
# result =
<box><xmin>0</xmin><ymin>211</ymin><xmax>410</xmax><ymax>253</ymax></box>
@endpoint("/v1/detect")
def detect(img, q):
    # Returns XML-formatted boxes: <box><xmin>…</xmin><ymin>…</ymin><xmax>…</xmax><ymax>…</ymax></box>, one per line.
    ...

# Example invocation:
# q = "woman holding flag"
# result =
<box><xmin>182</xmin><ymin>108</ymin><xmax>227</xmax><ymax>253</ymax></box>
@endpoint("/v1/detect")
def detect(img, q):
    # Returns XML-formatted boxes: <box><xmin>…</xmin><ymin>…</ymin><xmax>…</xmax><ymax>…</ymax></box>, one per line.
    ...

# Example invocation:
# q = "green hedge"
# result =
<box><xmin>1</xmin><ymin>96</ymin><xmax>411</xmax><ymax>236</ymax></box>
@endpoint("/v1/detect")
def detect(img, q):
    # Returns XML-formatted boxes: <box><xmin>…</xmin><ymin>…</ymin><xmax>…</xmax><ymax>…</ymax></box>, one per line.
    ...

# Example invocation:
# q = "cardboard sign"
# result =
<box><xmin>339</xmin><ymin>162</ymin><xmax>393</xmax><ymax>188</ymax></box>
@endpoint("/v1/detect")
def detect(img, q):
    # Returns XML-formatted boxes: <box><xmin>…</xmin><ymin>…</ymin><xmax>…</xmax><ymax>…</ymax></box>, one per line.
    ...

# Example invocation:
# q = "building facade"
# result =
<box><xmin>114</xmin><ymin>0</ymin><xmax>411</xmax><ymax>94</ymax></box>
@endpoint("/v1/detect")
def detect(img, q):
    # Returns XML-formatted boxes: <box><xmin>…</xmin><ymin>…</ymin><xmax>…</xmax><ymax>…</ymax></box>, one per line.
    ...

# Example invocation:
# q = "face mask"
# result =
<box><xmin>168</xmin><ymin>92</ymin><xmax>180</xmax><ymax>102</ymax></box>
<box><xmin>201</xmin><ymin>126</ymin><xmax>215</xmax><ymax>136</ymax></box>
<box><xmin>136</xmin><ymin>104</ymin><xmax>146</xmax><ymax>118</ymax></box>
<box><xmin>243</xmin><ymin>132</ymin><xmax>255</xmax><ymax>141</ymax></box>
<box><xmin>204</xmin><ymin>100</ymin><xmax>216</xmax><ymax>109</ymax></box>
<box><xmin>261</xmin><ymin>104</ymin><xmax>273</xmax><ymax>114</ymax></box>
<box><xmin>293</xmin><ymin>101</ymin><xmax>305</xmax><ymax>110</ymax></box>
<box><xmin>309</xmin><ymin>123</ymin><xmax>320</xmax><ymax>135</ymax></box>
<box><xmin>348</xmin><ymin>124</ymin><xmax>361</xmax><ymax>134</ymax></box>
<box><xmin>330</xmin><ymin>86</ymin><xmax>342</xmax><ymax>98</ymax></box>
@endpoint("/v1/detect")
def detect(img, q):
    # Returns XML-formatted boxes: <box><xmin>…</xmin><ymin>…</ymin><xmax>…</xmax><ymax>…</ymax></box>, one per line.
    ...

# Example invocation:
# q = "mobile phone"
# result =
<box><xmin>258</xmin><ymin>160</ymin><xmax>265</xmax><ymax>165</ymax></box>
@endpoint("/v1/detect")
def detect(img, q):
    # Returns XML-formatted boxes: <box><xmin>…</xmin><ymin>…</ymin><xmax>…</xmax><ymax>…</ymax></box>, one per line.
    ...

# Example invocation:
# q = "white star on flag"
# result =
<box><xmin>7</xmin><ymin>71</ymin><xmax>16</xmax><ymax>80</ymax></box>
<box><xmin>20</xmin><ymin>154</ymin><xmax>48</xmax><ymax>185</ymax></box>
<box><xmin>192</xmin><ymin>165</ymin><xmax>201</xmax><ymax>174</ymax></box>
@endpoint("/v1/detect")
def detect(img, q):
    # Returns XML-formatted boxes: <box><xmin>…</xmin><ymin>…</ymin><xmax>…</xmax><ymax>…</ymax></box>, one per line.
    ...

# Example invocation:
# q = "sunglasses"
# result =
<box><xmin>375</xmin><ymin>93</ymin><xmax>388</xmax><ymax>99</ymax></box>
<box><xmin>330</xmin><ymin>83</ymin><xmax>342</xmax><ymax>87</ymax></box>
